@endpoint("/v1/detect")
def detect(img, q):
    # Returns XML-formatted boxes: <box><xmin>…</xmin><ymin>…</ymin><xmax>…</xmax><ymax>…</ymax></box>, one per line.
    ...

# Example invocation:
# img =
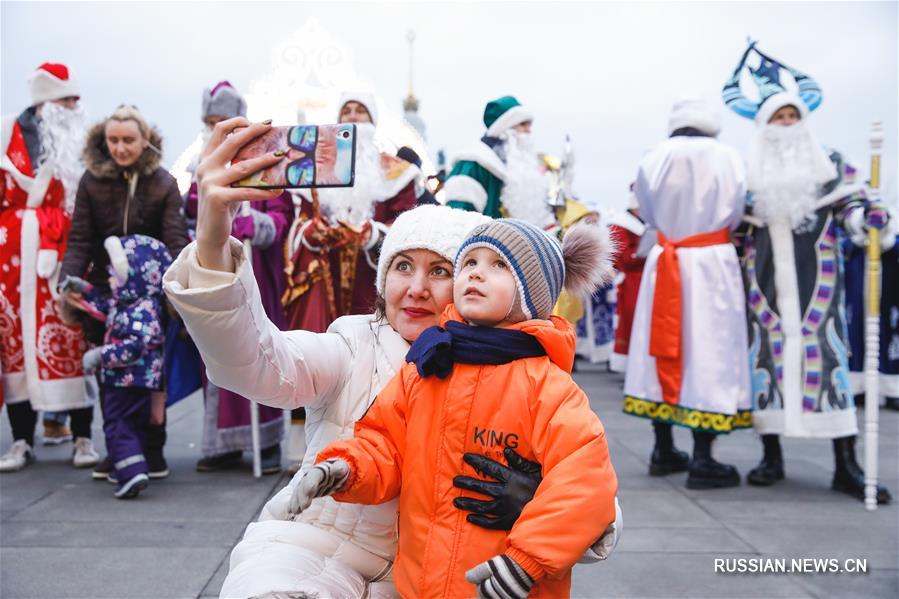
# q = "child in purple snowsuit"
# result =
<box><xmin>73</xmin><ymin>234</ymin><xmax>172</xmax><ymax>498</ymax></box>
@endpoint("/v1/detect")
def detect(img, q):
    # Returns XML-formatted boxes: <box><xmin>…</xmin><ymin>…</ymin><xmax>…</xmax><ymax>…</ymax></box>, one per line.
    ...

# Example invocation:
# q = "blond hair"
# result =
<box><xmin>106</xmin><ymin>104</ymin><xmax>159</xmax><ymax>154</ymax></box>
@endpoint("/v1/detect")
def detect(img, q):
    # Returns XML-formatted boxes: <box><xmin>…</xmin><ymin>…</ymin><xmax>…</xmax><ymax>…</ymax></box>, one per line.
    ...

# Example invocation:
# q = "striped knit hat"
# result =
<box><xmin>455</xmin><ymin>218</ymin><xmax>617</xmax><ymax>321</ymax></box>
<box><xmin>455</xmin><ymin>219</ymin><xmax>565</xmax><ymax>321</ymax></box>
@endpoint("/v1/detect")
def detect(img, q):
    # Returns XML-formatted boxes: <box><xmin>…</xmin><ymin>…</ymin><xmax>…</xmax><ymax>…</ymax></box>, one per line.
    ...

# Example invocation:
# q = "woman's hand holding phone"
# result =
<box><xmin>194</xmin><ymin>118</ymin><xmax>285</xmax><ymax>272</ymax></box>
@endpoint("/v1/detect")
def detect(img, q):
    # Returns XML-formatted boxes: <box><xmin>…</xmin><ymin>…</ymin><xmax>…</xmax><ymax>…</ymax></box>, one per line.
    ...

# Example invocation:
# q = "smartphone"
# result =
<box><xmin>231</xmin><ymin>124</ymin><xmax>357</xmax><ymax>189</ymax></box>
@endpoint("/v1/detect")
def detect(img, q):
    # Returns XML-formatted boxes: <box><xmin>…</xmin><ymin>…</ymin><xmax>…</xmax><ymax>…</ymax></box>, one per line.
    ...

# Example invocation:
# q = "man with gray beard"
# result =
<box><xmin>0</xmin><ymin>62</ymin><xmax>99</xmax><ymax>472</ymax></box>
<box><xmin>445</xmin><ymin>96</ymin><xmax>555</xmax><ymax>228</ymax></box>
<box><xmin>723</xmin><ymin>43</ymin><xmax>891</xmax><ymax>503</ymax></box>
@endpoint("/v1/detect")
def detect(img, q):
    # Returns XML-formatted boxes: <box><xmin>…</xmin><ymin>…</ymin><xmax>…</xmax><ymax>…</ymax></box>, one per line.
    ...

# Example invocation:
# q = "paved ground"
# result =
<box><xmin>1</xmin><ymin>364</ymin><xmax>897</xmax><ymax>598</ymax></box>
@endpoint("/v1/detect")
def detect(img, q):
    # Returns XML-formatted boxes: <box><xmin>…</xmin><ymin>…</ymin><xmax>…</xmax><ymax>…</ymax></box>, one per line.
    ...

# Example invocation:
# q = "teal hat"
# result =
<box><xmin>483</xmin><ymin>96</ymin><xmax>533</xmax><ymax>137</ymax></box>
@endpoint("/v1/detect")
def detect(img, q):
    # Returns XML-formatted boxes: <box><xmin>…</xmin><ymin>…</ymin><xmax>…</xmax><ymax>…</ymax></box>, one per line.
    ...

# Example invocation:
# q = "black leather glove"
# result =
<box><xmin>453</xmin><ymin>447</ymin><xmax>542</xmax><ymax>530</ymax></box>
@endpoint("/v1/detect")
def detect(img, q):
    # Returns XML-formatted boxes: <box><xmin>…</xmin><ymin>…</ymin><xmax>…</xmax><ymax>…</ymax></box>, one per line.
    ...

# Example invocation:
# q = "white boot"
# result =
<box><xmin>286</xmin><ymin>421</ymin><xmax>307</xmax><ymax>475</ymax></box>
<box><xmin>0</xmin><ymin>440</ymin><xmax>35</xmax><ymax>472</ymax></box>
<box><xmin>72</xmin><ymin>438</ymin><xmax>100</xmax><ymax>468</ymax></box>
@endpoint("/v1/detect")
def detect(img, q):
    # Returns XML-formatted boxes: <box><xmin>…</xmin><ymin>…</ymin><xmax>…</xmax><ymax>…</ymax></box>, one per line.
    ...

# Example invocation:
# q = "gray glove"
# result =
<box><xmin>58</xmin><ymin>275</ymin><xmax>91</xmax><ymax>294</ymax></box>
<box><xmin>287</xmin><ymin>458</ymin><xmax>350</xmax><ymax>515</ymax></box>
<box><xmin>82</xmin><ymin>347</ymin><xmax>103</xmax><ymax>374</ymax></box>
<box><xmin>466</xmin><ymin>554</ymin><xmax>534</xmax><ymax>599</ymax></box>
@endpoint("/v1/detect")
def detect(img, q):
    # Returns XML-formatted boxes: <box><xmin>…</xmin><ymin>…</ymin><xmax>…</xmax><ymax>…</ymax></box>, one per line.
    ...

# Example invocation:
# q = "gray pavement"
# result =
<box><xmin>1</xmin><ymin>365</ymin><xmax>897</xmax><ymax>598</ymax></box>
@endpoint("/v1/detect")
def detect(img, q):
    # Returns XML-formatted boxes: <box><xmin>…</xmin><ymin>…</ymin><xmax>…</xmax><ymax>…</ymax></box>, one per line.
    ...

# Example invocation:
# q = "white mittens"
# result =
<box><xmin>36</xmin><ymin>249</ymin><xmax>59</xmax><ymax>279</ymax></box>
<box><xmin>287</xmin><ymin>458</ymin><xmax>350</xmax><ymax>516</ymax></box>
<box><xmin>580</xmin><ymin>495</ymin><xmax>623</xmax><ymax>563</ymax></box>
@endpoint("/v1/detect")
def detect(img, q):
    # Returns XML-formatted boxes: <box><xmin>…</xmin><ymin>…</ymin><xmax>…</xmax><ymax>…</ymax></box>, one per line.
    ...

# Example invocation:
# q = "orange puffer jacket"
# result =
<box><xmin>317</xmin><ymin>305</ymin><xmax>618</xmax><ymax>598</ymax></box>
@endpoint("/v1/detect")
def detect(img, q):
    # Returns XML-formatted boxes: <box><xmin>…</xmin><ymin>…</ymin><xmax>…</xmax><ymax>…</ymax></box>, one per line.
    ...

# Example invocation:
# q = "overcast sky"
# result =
<box><xmin>2</xmin><ymin>1</ymin><xmax>896</xmax><ymax>209</ymax></box>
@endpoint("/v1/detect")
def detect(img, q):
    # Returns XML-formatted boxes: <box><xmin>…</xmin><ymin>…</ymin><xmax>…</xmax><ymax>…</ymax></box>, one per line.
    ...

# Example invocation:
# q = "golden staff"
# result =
<box><xmin>864</xmin><ymin>122</ymin><xmax>883</xmax><ymax>511</ymax></box>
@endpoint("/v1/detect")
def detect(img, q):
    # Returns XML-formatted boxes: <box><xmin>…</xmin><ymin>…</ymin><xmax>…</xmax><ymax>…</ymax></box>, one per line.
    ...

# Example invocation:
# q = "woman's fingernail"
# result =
<box><xmin>273</xmin><ymin>149</ymin><xmax>286</xmax><ymax>157</ymax></box>
<box><xmin>262</xmin><ymin>119</ymin><xmax>273</xmax><ymax>125</ymax></box>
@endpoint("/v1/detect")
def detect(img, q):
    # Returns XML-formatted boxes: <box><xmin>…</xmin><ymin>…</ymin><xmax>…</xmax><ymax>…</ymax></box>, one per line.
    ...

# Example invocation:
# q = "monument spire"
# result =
<box><xmin>403</xmin><ymin>29</ymin><xmax>426</xmax><ymax>138</ymax></box>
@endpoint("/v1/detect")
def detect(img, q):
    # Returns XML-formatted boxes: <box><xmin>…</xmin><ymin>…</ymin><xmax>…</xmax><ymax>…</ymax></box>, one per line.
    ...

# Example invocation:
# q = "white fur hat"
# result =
<box><xmin>29</xmin><ymin>63</ymin><xmax>80</xmax><ymax>106</ymax></box>
<box><xmin>754</xmin><ymin>91</ymin><xmax>809</xmax><ymax>127</ymax></box>
<box><xmin>376</xmin><ymin>205</ymin><xmax>491</xmax><ymax>295</ymax></box>
<box><xmin>668</xmin><ymin>96</ymin><xmax>722</xmax><ymax>137</ymax></box>
<box><xmin>338</xmin><ymin>91</ymin><xmax>379</xmax><ymax>126</ymax></box>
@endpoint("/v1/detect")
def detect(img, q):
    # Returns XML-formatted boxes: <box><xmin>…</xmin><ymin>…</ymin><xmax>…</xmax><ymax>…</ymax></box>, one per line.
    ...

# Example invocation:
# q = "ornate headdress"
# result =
<box><xmin>722</xmin><ymin>41</ymin><xmax>822</xmax><ymax>126</ymax></box>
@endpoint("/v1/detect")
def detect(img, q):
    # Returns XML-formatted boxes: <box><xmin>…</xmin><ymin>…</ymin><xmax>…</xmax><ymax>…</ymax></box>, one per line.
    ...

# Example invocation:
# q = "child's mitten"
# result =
<box><xmin>82</xmin><ymin>347</ymin><xmax>103</xmax><ymax>374</ymax></box>
<box><xmin>288</xmin><ymin>458</ymin><xmax>350</xmax><ymax>515</ymax></box>
<box><xmin>465</xmin><ymin>554</ymin><xmax>533</xmax><ymax>599</ymax></box>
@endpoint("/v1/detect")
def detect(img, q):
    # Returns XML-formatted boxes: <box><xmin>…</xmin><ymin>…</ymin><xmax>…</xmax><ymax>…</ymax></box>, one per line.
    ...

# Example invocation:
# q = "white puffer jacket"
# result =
<box><xmin>164</xmin><ymin>239</ymin><xmax>408</xmax><ymax>598</ymax></box>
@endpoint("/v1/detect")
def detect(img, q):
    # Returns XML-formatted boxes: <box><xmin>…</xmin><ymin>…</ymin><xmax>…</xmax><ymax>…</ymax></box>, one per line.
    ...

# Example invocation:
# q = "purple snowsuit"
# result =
<box><xmin>87</xmin><ymin>235</ymin><xmax>172</xmax><ymax>482</ymax></box>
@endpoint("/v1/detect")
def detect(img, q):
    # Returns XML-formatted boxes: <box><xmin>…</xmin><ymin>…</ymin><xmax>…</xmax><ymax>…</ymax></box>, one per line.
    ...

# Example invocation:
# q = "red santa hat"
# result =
<box><xmin>29</xmin><ymin>63</ymin><xmax>80</xmax><ymax>106</ymax></box>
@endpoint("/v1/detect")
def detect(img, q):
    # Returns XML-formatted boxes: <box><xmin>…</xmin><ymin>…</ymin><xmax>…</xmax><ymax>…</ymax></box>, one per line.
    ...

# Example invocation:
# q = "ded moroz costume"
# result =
<box><xmin>444</xmin><ymin>96</ymin><xmax>555</xmax><ymax>228</ymax></box>
<box><xmin>722</xmin><ymin>41</ymin><xmax>891</xmax><ymax>502</ymax></box>
<box><xmin>623</xmin><ymin>96</ymin><xmax>751</xmax><ymax>490</ymax></box>
<box><xmin>0</xmin><ymin>63</ymin><xmax>99</xmax><ymax>473</ymax></box>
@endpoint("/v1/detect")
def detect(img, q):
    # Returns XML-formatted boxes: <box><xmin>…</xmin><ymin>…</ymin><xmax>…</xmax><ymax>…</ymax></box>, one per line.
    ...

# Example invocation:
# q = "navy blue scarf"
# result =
<box><xmin>405</xmin><ymin>320</ymin><xmax>546</xmax><ymax>379</ymax></box>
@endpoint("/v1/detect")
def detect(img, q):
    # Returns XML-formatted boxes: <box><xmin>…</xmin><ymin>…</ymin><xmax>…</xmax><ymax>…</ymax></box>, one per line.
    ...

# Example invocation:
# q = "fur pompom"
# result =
<box><xmin>562</xmin><ymin>223</ymin><xmax>618</xmax><ymax>297</ymax></box>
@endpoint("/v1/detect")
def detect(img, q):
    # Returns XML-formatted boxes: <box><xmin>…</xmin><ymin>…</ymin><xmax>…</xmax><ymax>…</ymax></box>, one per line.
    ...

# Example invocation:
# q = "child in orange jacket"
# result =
<box><xmin>290</xmin><ymin>219</ymin><xmax>620</xmax><ymax>598</ymax></box>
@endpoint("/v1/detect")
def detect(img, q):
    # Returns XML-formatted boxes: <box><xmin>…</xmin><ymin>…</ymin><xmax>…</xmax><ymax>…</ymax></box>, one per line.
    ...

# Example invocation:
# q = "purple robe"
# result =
<box><xmin>186</xmin><ymin>186</ymin><xmax>292</xmax><ymax>455</ymax></box>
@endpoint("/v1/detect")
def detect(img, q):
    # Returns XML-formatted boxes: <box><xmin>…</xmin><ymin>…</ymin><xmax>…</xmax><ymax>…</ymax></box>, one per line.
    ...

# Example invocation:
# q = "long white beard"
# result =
<box><xmin>316</xmin><ymin>123</ymin><xmax>393</xmax><ymax>225</ymax></box>
<box><xmin>500</xmin><ymin>132</ymin><xmax>554</xmax><ymax>227</ymax></box>
<box><xmin>38</xmin><ymin>102</ymin><xmax>87</xmax><ymax>213</ymax></box>
<box><xmin>747</xmin><ymin>122</ymin><xmax>837</xmax><ymax>231</ymax></box>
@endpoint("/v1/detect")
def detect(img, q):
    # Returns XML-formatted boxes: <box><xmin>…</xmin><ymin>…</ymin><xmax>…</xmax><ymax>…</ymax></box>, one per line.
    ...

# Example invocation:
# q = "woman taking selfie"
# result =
<box><xmin>164</xmin><ymin>119</ymin><xmax>618</xmax><ymax>598</ymax></box>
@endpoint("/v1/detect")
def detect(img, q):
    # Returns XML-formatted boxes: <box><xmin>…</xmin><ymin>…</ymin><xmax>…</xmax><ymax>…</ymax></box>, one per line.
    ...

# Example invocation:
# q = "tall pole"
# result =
<box><xmin>864</xmin><ymin>121</ymin><xmax>883</xmax><ymax>510</ymax></box>
<box><xmin>242</xmin><ymin>200</ymin><xmax>263</xmax><ymax>479</ymax></box>
<box><xmin>407</xmin><ymin>29</ymin><xmax>416</xmax><ymax>99</ymax></box>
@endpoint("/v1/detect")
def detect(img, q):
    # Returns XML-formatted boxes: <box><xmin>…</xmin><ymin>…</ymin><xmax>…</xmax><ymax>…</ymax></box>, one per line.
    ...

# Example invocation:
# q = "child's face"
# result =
<box><xmin>454</xmin><ymin>247</ymin><xmax>518</xmax><ymax>327</ymax></box>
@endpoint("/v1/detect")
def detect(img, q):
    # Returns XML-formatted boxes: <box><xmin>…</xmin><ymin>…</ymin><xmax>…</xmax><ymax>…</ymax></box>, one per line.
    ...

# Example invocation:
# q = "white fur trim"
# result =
<box><xmin>815</xmin><ymin>181</ymin><xmax>865</xmax><ymax>210</ymax></box>
<box><xmin>668</xmin><ymin>97</ymin><xmax>721</xmax><ymax>137</ymax></box>
<box><xmin>2</xmin><ymin>371</ymin><xmax>29</xmax><ymax>404</ymax></box>
<box><xmin>338</xmin><ymin>91</ymin><xmax>378</xmax><ymax>125</ymax></box>
<box><xmin>26</xmin><ymin>158</ymin><xmax>54</xmax><ymax>209</ymax></box>
<box><xmin>443</xmin><ymin>175</ymin><xmax>488</xmax><ymax>212</ymax></box>
<box><xmin>451</xmin><ymin>141</ymin><xmax>507</xmax><ymax>181</ymax></box>
<box><xmin>381</xmin><ymin>162</ymin><xmax>422</xmax><ymax>199</ymax></box>
<box><xmin>609</xmin><ymin>352</ymin><xmax>628</xmax><ymax>373</ymax></box>
<box><xmin>755</xmin><ymin>92</ymin><xmax>809</xmax><ymax>127</ymax></box>
<box><xmin>19</xmin><ymin>209</ymin><xmax>42</xmax><ymax>403</ymax></box>
<box><xmin>29</xmin><ymin>69</ymin><xmax>80</xmax><ymax>106</ymax></box>
<box><xmin>36</xmin><ymin>249</ymin><xmax>59</xmax><ymax>279</ymax></box>
<box><xmin>486</xmin><ymin>105</ymin><xmax>533</xmax><ymax>137</ymax></box>
<box><xmin>751</xmin><ymin>406</ymin><xmax>859</xmax><ymax>438</ymax></box>
<box><xmin>842</xmin><ymin>207</ymin><xmax>866</xmax><ymax>244</ymax></box>
<box><xmin>605</xmin><ymin>210</ymin><xmax>646</xmax><ymax>236</ymax></box>
<box><xmin>104</xmin><ymin>236</ymin><xmax>129</xmax><ymax>284</ymax></box>
<box><xmin>766</xmin><ymin>220</ymin><xmax>805</xmax><ymax>436</ymax></box>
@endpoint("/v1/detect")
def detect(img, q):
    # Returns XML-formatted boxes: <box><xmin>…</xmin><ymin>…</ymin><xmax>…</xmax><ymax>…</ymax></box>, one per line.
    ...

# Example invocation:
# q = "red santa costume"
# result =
<box><xmin>0</xmin><ymin>64</ymin><xmax>98</xmax><ymax>471</ymax></box>
<box><xmin>607</xmin><ymin>195</ymin><xmax>649</xmax><ymax>373</ymax></box>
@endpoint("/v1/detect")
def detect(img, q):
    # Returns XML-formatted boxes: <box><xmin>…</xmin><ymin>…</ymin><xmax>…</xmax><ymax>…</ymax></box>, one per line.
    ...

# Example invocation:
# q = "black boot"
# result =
<box><xmin>145</xmin><ymin>420</ymin><xmax>169</xmax><ymax>479</ymax></box>
<box><xmin>649</xmin><ymin>422</ymin><xmax>690</xmax><ymax>476</ymax></box>
<box><xmin>686</xmin><ymin>431</ymin><xmax>740</xmax><ymax>489</ymax></box>
<box><xmin>747</xmin><ymin>434</ymin><xmax>785</xmax><ymax>486</ymax></box>
<box><xmin>831</xmin><ymin>435</ymin><xmax>891</xmax><ymax>504</ymax></box>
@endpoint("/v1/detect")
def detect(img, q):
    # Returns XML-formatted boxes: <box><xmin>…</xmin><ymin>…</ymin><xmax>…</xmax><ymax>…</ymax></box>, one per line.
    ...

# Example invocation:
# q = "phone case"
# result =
<box><xmin>232</xmin><ymin>124</ymin><xmax>356</xmax><ymax>189</ymax></box>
